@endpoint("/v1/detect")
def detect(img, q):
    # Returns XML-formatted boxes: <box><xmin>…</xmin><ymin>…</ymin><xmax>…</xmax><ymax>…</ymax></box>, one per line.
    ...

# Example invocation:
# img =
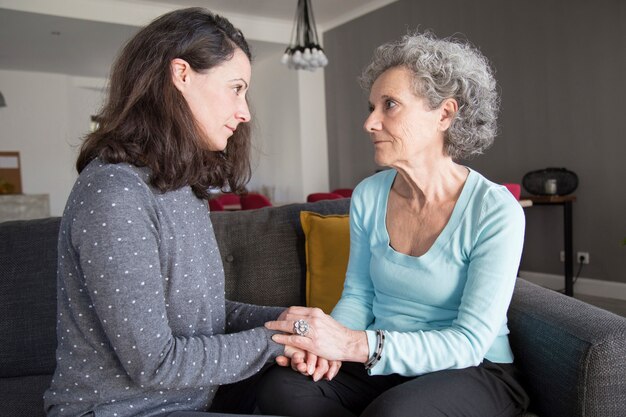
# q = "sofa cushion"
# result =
<box><xmin>300</xmin><ymin>211</ymin><xmax>349</xmax><ymax>313</ymax></box>
<box><xmin>0</xmin><ymin>374</ymin><xmax>52</xmax><ymax>417</ymax></box>
<box><xmin>0</xmin><ymin>218</ymin><xmax>60</xmax><ymax>378</ymax></box>
<box><xmin>210</xmin><ymin>199</ymin><xmax>350</xmax><ymax>308</ymax></box>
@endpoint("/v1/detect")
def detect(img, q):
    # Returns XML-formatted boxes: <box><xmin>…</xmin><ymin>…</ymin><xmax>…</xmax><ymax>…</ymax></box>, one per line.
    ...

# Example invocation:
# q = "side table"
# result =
<box><xmin>524</xmin><ymin>195</ymin><xmax>577</xmax><ymax>296</ymax></box>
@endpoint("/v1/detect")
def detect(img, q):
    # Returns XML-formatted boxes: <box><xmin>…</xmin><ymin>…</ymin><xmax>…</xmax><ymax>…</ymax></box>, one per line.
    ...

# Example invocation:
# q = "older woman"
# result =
<box><xmin>259</xmin><ymin>32</ymin><xmax>530</xmax><ymax>417</ymax></box>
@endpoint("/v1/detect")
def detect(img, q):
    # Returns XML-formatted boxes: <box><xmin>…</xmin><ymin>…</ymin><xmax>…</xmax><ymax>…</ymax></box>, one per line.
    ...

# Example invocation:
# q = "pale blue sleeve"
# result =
<box><xmin>368</xmin><ymin>189</ymin><xmax>525</xmax><ymax>376</ymax></box>
<box><xmin>330</xmin><ymin>183</ymin><xmax>376</xmax><ymax>331</ymax></box>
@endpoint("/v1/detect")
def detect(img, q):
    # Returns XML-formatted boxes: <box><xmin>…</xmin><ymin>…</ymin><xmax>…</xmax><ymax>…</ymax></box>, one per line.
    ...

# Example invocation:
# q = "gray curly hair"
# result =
<box><xmin>359</xmin><ymin>32</ymin><xmax>499</xmax><ymax>160</ymax></box>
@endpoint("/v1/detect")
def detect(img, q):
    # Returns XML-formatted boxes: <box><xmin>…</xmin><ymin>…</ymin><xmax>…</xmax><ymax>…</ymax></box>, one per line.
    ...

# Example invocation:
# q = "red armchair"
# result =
<box><xmin>208</xmin><ymin>199</ymin><xmax>224</xmax><ymax>212</ymax></box>
<box><xmin>331</xmin><ymin>188</ymin><xmax>353</xmax><ymax>198</ymax></box>
<box><xmin>216</xmin><ymin>193</ymin><xmax>241</xmax><ymax>209</ymax></box>
<box><xmin>306</xmin><ymin>192</ymin><xmax>344</xmax><ymax>203</ymax></box>
<box><xmin>503</xmin><ymin>183</ymin><xmax>521</xmax><ymax>200</ymax></box>
<box><xmin>240</xmin><ymin>193</ymin><xmax>272</xmax><ymax>210</ymax></box>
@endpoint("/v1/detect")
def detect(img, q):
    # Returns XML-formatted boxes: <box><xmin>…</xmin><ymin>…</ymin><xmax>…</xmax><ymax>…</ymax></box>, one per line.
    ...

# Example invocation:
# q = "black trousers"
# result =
<box><xmin>256</xmin><ymin>360</ymin><xmax>529</xmax><ymax>417</ymax></box>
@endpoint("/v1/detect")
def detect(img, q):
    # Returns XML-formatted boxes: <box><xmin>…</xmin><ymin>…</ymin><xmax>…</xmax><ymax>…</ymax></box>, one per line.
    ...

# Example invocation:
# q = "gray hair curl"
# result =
<box><xmin>359</xmin><ymin>32</ymin><xmax>499</xmax><ymax>160</ymax></box>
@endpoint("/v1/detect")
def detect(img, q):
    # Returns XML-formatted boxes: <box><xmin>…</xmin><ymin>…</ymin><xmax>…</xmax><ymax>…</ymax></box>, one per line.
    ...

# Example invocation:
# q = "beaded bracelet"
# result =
<box><xmin>364</xmin><ymin>329</ymin><xmax>385</xmax><ymax>370</ymax></box>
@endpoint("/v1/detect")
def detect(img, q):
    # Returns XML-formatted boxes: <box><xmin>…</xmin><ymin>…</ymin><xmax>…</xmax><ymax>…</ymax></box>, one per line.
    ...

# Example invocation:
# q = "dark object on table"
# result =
<box><xmin>522</xmin><ymin>168</ymin><xmax>578</xmax><ymax>196</ymax></box>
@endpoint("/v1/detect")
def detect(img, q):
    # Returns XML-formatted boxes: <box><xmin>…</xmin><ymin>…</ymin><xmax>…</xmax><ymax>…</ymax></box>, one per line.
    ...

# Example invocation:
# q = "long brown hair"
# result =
<box><xmin>77</xmin><ymin>8</ymin><xmax>252</xmax><ymax>199</ymax></box>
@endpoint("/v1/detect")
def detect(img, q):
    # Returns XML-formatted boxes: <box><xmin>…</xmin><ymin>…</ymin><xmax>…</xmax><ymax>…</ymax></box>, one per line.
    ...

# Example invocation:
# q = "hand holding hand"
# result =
<box><xmin>266</xmin><ymin>306</ymin><xmax>369</xmax><ymax>364</ymax></box>
<box><xmin>276</xmin><ymin>344</ymin><xmax>342</xmax><ymax>381</ymax></box>
<box><xmin>276</xmin><ymin>345</ymin><xmax>307</xmax><ymax>374</ymax></box>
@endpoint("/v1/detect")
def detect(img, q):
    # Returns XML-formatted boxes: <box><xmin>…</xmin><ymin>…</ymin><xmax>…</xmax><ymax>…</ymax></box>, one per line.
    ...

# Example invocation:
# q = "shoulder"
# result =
<box><xmin>349</xmin><ymin>170</ymin><xmax>394</xmax><ymax>229</ymax></box>
<box><xmin>79</xmin><ymin>159</ymin><xmax>149</xmax><ymax>185</ymax></box>
<box><xmin>352</xmin><ymin>169</ymin><xmax>395</xmax><ymax>202</ymax></box>
<box><xmin>66</xmin><ymin>160</ymin><xmax>157</xmax><ymax>220</ymax></box>
<box><xmin>467</xmin><ymin>169</ymin><xmax>524</xmax><ymax>227</ymax></box>
<box><xmin>74</xmin><ymin>160</ymin><xmax>151</xmax><ymax>198</ymax></box>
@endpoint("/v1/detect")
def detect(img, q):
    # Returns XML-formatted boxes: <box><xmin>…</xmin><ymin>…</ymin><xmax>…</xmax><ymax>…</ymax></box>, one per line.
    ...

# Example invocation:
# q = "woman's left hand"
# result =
<box><xmin>265</xmin><ymin>306</ymin><xmax>369</xmax><ymax>363</ymax></box>
<box><xmin>276</xmin><ymin>346</ymin><xmax>342</xmax><ymax>381</ymax></box>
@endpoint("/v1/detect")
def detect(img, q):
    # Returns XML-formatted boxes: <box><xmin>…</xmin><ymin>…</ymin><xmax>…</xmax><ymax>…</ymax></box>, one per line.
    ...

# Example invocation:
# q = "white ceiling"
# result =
<box><xmin>0</xmin><ymin>0</ymin><xmax>398</xmax><ymax>79</ymax></box>
<box><xmin>143</xmin><ymin>0</ymin><xmax>397</xmax><ymax>28</ymax></box>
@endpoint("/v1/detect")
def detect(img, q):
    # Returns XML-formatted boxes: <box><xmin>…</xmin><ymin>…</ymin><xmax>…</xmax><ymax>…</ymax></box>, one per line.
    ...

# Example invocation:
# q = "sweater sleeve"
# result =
<box><xmin>70</xmin><ymin>168</ymin><xmax>283</xmax><ymax>390</ymax></box>
<box><xmin>225</xmin><ymin>300</ymin><xmax>285</xmax><ymax>333</ymax></box>
<box><xmin>330</xmin><ymin>183</ymin><xmax>376</xmax><ymax>330</ymax></box>
<box><xmin>368</xmin><ymin>189</ymin><xmax>525</xmax><ymax>376</ymax></box>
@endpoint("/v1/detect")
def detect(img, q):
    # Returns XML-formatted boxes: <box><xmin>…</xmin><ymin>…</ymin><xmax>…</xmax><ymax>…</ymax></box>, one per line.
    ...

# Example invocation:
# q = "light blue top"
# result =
<box><xmin>331</xmin><ymin>168</ymin><xmax>525</xmax><ymax>376</ymax></box>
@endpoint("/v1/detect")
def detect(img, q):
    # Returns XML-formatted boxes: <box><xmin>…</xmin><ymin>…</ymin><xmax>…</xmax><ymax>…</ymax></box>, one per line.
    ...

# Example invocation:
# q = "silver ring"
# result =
<box><xmin>293</xmin><ymin>319</ymin><xmax>310</xmax><ymax>337</ymax></box>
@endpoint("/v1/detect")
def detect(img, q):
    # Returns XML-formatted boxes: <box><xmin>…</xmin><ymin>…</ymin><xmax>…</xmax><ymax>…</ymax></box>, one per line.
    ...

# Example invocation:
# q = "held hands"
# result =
<box><xmin>267</xmin><ymin>306</ymin><xmax>370</xmax><ymax>380</ymax></box>
<box><xmin>275</xmin><ymin>308</ymin><xmax>340</xmax><ymax>381</ymax></box>
<box><xmin>277</xmin><ymin>345</ymin><xmax>342</xmax><ymax>381</ymax></box>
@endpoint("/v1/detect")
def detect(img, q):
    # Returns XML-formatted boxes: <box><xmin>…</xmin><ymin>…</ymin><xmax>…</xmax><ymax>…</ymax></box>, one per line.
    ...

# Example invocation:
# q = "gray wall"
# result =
<box><xmin>323</xmin><ymin>0</ymin><xmax>626</xmax><ymax>284</ymax></box>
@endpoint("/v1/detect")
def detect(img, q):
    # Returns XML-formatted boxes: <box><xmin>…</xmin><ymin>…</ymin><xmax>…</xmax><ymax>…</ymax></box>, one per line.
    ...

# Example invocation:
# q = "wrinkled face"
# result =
<box><xmin>174</xmin><ymin>48</ymin><xmax>251</xmax><ymax>151</ymax></box>
<box><xmin>364</xmin><ymin>66</ymin><xmax>448</xmax><ymax>168</ymax></box>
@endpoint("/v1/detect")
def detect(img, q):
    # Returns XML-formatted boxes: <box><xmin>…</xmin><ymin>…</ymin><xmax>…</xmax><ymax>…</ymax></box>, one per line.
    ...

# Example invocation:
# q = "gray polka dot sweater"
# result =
<box><xmin>44</xmin><ymin>160</ymin><xmax>285</xmax><ymax>417</ymax></box>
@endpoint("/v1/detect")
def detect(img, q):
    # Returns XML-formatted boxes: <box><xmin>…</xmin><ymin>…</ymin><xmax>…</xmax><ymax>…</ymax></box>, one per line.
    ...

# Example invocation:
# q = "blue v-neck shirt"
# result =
<box><xmin>331</xmin><ymin>168</ymin><xmax>525</xmax><ymax>376</ymax></box>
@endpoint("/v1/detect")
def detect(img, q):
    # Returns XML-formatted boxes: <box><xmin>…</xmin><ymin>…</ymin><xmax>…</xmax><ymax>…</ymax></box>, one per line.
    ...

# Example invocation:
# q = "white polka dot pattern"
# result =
<box><xmin>44</xmin><ymin>160</ymin><xmax>285</xmax><ymax>416</ymax></box>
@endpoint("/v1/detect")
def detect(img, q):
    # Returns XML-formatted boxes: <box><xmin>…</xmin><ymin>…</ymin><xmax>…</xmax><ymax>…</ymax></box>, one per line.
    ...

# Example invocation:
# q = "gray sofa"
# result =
<box><xmin>1</xmin><ymin>199</ymin><xmax>625</xmax><ymax>417</ymax></box>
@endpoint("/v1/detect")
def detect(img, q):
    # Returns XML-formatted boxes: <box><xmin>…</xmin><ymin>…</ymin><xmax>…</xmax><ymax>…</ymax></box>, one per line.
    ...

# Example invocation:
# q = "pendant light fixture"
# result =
<box><xmin>281</xmin><ymin>0</ymin><xmax>328</xmax><ymax>71</ymax></box>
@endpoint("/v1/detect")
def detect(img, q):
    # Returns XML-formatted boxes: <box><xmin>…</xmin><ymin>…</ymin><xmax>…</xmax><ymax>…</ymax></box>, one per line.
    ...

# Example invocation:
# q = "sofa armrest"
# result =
<box><xmin>508</xmin><ymin>278</ymin><xmax>626</xmax><ymax>417</ymax></box>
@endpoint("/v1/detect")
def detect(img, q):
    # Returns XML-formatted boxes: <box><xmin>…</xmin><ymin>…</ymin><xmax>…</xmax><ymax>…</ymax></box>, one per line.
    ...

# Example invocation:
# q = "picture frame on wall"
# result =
<box><xmin>0</xmin><ymin>151</ymin><xmax>22</xmax><ymax>194</ymax></box>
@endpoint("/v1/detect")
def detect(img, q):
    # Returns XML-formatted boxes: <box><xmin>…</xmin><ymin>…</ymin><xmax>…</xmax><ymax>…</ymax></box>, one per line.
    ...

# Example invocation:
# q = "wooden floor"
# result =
<box><xmin>575</xmin><ymin>293</ymin><xmax>626</xmax><ymax>317</ymax></box>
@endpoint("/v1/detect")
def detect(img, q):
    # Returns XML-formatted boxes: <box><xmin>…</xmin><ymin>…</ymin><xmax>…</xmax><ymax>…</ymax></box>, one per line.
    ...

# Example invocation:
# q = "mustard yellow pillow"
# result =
<box><xmin>300</xmin><ymin>211</ymin><xmax>350</xmax><ymax>314</ymax></box>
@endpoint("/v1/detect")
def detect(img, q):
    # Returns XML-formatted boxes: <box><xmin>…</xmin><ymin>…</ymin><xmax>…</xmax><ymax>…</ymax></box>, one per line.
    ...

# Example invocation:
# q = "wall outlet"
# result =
<box><xmin>577</xmin><ymin>251</ymin><xmax>590</xmax><ymax>264</ymax></box>
<box><xmin>560</xmin><ymin>251</ymin><xmax>590</xmax><ymax>264</ymax></box>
